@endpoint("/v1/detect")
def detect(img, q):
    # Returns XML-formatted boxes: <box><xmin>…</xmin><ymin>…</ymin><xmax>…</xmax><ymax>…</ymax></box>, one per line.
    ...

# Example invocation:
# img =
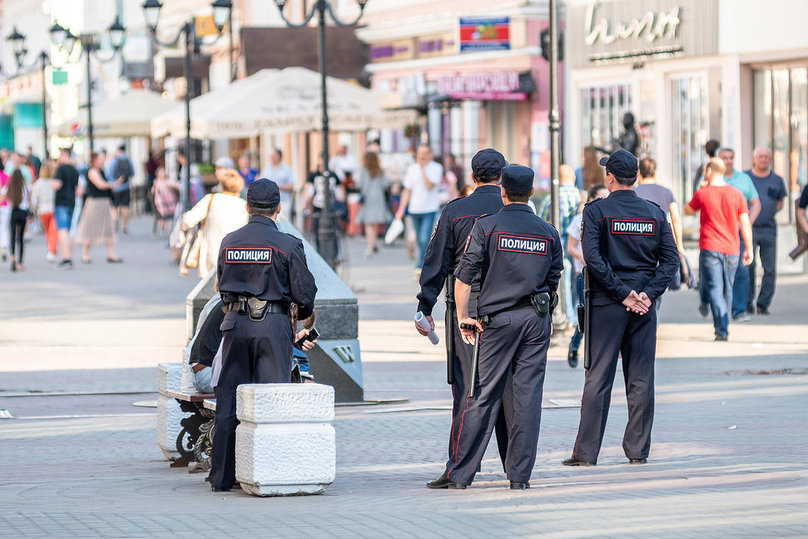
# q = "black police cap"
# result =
<box><xmin>471</xmin><ymin>148</ymin><xmax>507</xmax><ymax>179</ymax></box>
<box><xmin>599</xmin><ymin>149</ymin><xmax>638</xmax><ymax>179</ymax></box>
<box><xmin>499</xmin><ymin>165</ymin><xmax>534</xmax><ymax>193</ymax></box>
<box><xmin>247</xmin><ymin>178</ymin><xmax>281</xmax><ymax>209</ymax></box>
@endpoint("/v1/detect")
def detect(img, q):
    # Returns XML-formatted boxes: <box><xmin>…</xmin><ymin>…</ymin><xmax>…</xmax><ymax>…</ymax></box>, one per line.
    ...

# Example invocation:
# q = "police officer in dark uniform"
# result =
<box><xmin>428</xmin><ymin>164</ymin><xmax>563</xmax><ymax>490</ymax></box>
<box><xmin>209</xmin><ymin>179</ymin><xmax>317</xmax><ymax>492</ymax></box>
<box><xmin>562</xmin><ymin>149</ymin><xmax>678</xmax><ymax>467</ymax></box>
<box><xmin>416</xmin><ymin>149</ymin><xmax>511</xmax><ymax>485</ymax></box>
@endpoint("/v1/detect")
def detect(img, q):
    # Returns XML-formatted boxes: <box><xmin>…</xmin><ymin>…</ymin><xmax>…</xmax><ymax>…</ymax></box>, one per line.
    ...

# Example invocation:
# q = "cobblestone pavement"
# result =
<box><xmin>1</xmin><ymin>217</ymin><xmax>807</xmax><ymax>537</ymax></box>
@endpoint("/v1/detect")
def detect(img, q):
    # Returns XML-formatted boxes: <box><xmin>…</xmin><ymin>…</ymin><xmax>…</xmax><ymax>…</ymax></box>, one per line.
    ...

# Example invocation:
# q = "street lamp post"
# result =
<box><xmin>273</xmin><ymin>0</ymin><xmax>368</xmax><ymax>269</ymax></box>
<box><xmin>50</xmin><ymin>18</ymin><xmax>127</xmax><ymax>159</ymax></box>
<box><xmin>142</xmin><ymin>0</ymin><xmax>233</xmax><ymax>210</ymax></box>
<box><xmin>5</xmin><ymin>28</ymin><xmax>51</xmax><ymax>159</ymax></box>
<box><xmin>548</xmin><ymin>0</ymin><xmax>561</xmax><ymax>232</ymax></box>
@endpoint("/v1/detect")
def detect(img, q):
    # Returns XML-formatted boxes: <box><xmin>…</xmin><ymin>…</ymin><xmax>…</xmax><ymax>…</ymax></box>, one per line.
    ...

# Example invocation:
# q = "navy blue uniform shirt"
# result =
<box><xmin>582</xmin><ymin>190</ymin><xmax>679</xmax><ymax>305</ymax></box>
<box><xmin>455</xmin><ymin>204</ymin><xmax>563</xmax><ymax>317</ymax></box>
<box><xmin>417</xmin><ymin>184</ymin><xmax>504</xmax><ymax>315</ymax></box>
<box><xmin>217</xmin><ymin>215</ymin><xmax>317</xmax><ymax>319</ymax></box>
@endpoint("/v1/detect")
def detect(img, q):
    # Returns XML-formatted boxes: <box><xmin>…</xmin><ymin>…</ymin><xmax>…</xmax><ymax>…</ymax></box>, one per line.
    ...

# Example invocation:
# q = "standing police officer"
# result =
<box><xmin>209</xmin><ymin>179</ymin><xmax>317</xmax><ymax>492</ymax></box>
<box><xmin>416</xmin><ymin>149</ymin><xmax>511</xmax><ymax>484</ymax></box>
<box><xmin>429</xmin><ymin>165</ymin><xmax>563</xmax><ymax>489</ymax></box>
<box><xmin>563</xmin><ymin>150</ymin><xmax>678</xmax><ymax>467</ymax></box>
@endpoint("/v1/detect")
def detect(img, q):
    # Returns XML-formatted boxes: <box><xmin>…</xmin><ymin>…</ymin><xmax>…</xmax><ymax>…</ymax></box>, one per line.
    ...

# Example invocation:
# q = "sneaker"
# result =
<box><xmin>715</xmin><ymin>334</ymin><xmax>728</xmax><ymax>341</ymax></box>
<box><xmin>698</xmin><ymin>302</ymin><xmax>709</xmax><ymax>318</ymax></box>
<box><xmin>58</xmin><ymin>259</ymin><xmax>73</xmax><ymax>270</ymax></box>
<box><xmin>567</xmin><ymin>349</ymin><xmax>579</xmax><ymax>368</ymax></box>
<box><xmin>733</xmin><ymin>313</ymin><xmax>751</xmax><ymax>322</ymax></box>
<box><xmin>46</xmin><ymin>252</ymin><xmax>57</xmax><ymax>262</ymax></box>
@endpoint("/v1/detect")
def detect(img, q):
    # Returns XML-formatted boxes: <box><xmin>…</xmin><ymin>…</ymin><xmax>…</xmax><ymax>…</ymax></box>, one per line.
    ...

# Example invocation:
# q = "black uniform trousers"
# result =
<box><xmin>448</xmin><ymin>307</ymin><xmax>510</xmax><ymax>469</ymax></box>
<box><xmin>572</xmin><ymin>301</ymin><xmax>657</xmax><ymax>464</ymax></box>
<box><xmin>446</xmin><ymin>307</ymin><xmax>551</xmax><ymax>486</ymax></box>
<box><xmin>209</xmin><ymin>311</ymin><xmax>293</xmax><ymax>490</ymax></box>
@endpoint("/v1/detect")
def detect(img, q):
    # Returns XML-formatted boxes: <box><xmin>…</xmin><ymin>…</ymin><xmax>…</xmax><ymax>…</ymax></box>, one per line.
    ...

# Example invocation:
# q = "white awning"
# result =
<box><xmin>56</xmin><ymin>90</ymin><xmax>177</xmax><ymax>138</ymax></box>
<box><xmin>151</xmin><ymin>67</ymin><xmax>416</xmax><ymax>140</ymax></box>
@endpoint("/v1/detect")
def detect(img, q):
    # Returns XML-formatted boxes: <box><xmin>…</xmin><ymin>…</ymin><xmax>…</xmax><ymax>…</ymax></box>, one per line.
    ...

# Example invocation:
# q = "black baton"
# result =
<box><xmin>583</xmin><ymin>266</ymin><xmax>592</xmax><ymax>370</ymax></box>
<box><xmin>460</xmin><ymin>322</ymin><xmax>481</xmax><ymax>398</ymax></box>
<box><xmin>445</xmin><ymin>275</ymin><xmax>456</xmax><ymax>385</ymax></box>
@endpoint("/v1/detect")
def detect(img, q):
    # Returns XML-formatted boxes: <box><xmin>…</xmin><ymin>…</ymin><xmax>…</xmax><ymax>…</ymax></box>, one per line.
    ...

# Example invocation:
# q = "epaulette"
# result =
<box><xmin>583</xmin><ymin>198</ymin><xmax>603</xmax><ymax>207</ymax></box>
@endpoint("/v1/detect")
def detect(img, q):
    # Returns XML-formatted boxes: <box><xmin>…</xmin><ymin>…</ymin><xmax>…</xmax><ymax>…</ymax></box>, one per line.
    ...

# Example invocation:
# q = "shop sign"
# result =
<box><xmin>417</xmin><ymin>33</ymin><xmax>457</xmax><ymax>59</ymax></box>
<box><xmin>567</xmin><ymin>0</ymin><xmax>718</xmax><ymax>67</ymax></box>
<box><xmin>370</xmin><ymin>39</ymin><xmax>415</xmax><ymax>63</ymax></box>
<box><xmin>459</xmin><ymin>17</ymin><xmax>510</xmax><ymax>53</ymax></box>
<box><xmin>0</xmin><ymin>72</ymin><xmax>42</xmax><ymax>101</ymax></box>
<box><xmin>437</xmin><ymin>71</ymin><xmax>527</xmax><ymax>101</ymax></box>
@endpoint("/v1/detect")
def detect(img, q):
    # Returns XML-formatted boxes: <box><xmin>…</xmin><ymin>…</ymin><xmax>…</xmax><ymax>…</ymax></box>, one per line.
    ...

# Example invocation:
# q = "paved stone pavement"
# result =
<box><xmin>1</xmin><ymin>216</ymin><xmax>807</xmax><ymax>537</ymax></box>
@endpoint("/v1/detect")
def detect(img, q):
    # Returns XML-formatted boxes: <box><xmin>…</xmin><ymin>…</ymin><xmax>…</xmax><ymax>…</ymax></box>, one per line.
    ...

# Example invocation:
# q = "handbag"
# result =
<box><xmin>180</xmin><ymin>194</ymin><xmax>214</xmax><ymax>274</ymax></box>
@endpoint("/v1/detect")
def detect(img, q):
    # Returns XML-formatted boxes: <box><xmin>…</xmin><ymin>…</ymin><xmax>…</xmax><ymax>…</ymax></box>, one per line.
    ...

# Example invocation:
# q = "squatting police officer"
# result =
<box><xmin>416</xmin><ymin>149</ymin><xmax>511</xmax><ymax>484</ymax></box>
<box><xmin>563</xmin><ymin>149</ymin><xmax>678</xmax><ymax>467</ymax></box>
<box><xmin>429</xmin><ymin>165</ymin><xmax>563</xmax><ymax>490</ymax></box>
<box><xmin>209</xmin><ymin>179</ymin><xmax>317</xmax><ymax>492</ymax></box>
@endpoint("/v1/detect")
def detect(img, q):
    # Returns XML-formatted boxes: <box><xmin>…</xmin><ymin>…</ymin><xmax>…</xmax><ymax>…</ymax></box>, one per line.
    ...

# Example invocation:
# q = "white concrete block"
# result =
<box><xmin>157</xmin><ymin>363</ymin><xmax>191</xmax><ymax>460</ymax></box>
<box><xmin>235</xmin><ymin>384</ymin><xmax>336</xmax><ymax>496</ymax></box>
<box><xmin>157</xmin><ymin>362</ymin><xmax>183</xmax><ymax>394</ymax></box>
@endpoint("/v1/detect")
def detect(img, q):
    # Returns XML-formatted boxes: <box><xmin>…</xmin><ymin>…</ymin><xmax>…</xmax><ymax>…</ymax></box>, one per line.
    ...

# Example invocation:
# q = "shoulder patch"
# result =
<box><xmin>496</xmin><ymin>233</ymin><xmax>549</xmax><ymax>255</ymax></box>
<box><xmin>610</xmin><ymin>218</ymin><xmax>655</xmax><ymax>236</ymax></box>
<box><xmin>225</xmin><ymin>246</ymin><xmax>273</xmax><ymax>264</ymax></box>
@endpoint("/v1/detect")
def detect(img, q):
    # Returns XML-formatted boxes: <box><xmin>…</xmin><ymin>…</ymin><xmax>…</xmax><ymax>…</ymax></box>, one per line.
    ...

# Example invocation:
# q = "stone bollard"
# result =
<box><xmin>236</xmin><ymin>384</ymin><xmax>336</xmax><ymax>496</ymax></box>
<box><xmin>157</xmin><ymin>363</ymin><xmax>192</xmax><ymax>460</ymax></box>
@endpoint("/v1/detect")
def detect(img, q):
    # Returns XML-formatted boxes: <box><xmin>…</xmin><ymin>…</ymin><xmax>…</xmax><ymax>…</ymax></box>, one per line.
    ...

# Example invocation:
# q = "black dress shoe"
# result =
<box><xmin>210</xmin><ymin>486</ymin><xmax>230</xmax><ymax>492</ymax></box>
<box><xmin>426</xmin><ymin>472</ymin><xmax>466</xmax><ymax>489</ymax></box>
<box><xmin>628</xmin><ymin>458</ymin><xmax>647</xmax><ymax>464</ymax></box>
<box><xmin>756</xmin><ymin>306</ymin><xmax>770</xmax><ymax>315</ymax></box>
<box><xmin>510</xmin><ymin>481</ymin><xmax>529</xmax><ymax>490</ymax></box>
<box><xmin>562</xmin><ymin>457</ymin><xmax>595</xmax><ymax>467</ymax></box>
<box><xmin>567</xmin><ymin>349</ymin><xmax>578</xmax><ymax>368</ymax></box>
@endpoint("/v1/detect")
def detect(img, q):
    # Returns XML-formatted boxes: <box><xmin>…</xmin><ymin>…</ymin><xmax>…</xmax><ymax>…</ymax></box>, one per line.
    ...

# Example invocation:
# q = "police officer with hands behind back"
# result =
<box><xmin>428</xmin><ymin>164</ymin><xmax>563</xmax><ymax>490</ymax></box>
<box><xmin>416</xmin><ymin>149</ymin><xmax>511</xmax><ymax>480</ymax></box>
<box><xmin>562</xmin><ymin>149</ymin><xmax>678</xmax><ymax>468</ymax></box>
<box><xmin>209</xmin><ymin>179</ymin><xmax>317</xmax><ymax>492</ymax></box>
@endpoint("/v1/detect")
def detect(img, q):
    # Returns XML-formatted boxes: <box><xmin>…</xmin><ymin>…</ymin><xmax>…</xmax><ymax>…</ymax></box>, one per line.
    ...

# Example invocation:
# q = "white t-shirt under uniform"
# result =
<box><xmin>403</xmin><ymin>161</ymin><xmax>443</xmax><ymax>214</ymax></box>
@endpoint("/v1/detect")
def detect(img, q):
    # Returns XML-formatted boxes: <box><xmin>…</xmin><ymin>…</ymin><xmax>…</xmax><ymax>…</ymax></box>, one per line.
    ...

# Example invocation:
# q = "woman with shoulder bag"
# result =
<box><xmin>181</xmin><ymin>169</ymin><xmax>248</xmax><ymax>278</ymax></box>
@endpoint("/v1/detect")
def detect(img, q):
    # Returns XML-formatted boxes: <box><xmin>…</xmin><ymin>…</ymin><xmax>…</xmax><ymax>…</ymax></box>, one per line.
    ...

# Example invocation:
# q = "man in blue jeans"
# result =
<box><xmin>686</xmin><ymin>158</ymin><xmax>754</xmax><ymax>341</ymax></box>
<box><xmin>396</xmin><ymin>144</ymin><xmax>444</xmax><ymax>278</ymax></box>
<box><xmin>716</xmin><ymin>148</ymin><xmax>760</xmax><ymax>322</ymax></box>
<box><xmin>745</xmin><ymin>147</ymin><xmax>787</xmax><ymax>315</ymax></box>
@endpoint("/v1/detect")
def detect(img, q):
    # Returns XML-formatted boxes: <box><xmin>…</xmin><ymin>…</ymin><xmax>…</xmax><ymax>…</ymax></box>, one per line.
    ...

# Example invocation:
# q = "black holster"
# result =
<box><xmin>246</xmin><ymin>297</ymin><xmax>269</xmax><ymax>321</ymax></box>
<box><xmin>530</xmin><ymin>291</ymin><xmax>558</xmax><ymax>318</ymax></box>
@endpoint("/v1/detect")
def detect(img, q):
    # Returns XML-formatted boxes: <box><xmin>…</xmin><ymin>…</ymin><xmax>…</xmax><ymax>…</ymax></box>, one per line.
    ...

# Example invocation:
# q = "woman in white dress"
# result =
<box><xmin>182</xmin><ymin>169</ymin><xmax>248</xmax><ymax>278</ymax></box>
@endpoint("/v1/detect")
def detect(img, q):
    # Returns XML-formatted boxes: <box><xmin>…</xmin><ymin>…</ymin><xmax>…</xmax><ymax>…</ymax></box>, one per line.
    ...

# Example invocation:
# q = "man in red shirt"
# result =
<box><xmin>685</xmin><ymin>158</ymin><xmax>753</xmax><ymax>340</ymax></box>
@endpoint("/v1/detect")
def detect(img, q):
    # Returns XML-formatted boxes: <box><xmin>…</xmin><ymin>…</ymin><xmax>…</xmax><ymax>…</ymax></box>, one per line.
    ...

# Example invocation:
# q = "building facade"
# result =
<box><xmin>564</xmin><ymin>0</ymin><xmax>808</xmax><ymax>218</ymax></box>
<box><xmin>357</xmin><ymin>0</ymin><xmax>554</xmax><ymax>184</ymax></box>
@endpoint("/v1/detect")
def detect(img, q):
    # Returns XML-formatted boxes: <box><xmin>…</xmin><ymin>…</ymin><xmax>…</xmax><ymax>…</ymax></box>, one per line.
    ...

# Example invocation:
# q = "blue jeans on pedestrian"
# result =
<box><xmin>699</xmin><ymin>250</ymin><xmax>739</xmax><ymax>338</ymax></box>
<box><xmin>731</xmin><ymin>233</ymin><xmax>750</xmax><ymax>318</ymax></box>
<box><xmin>410</xmin><ymin>211</ymin><xmax>436</xmax><ymax>269</ymax></box>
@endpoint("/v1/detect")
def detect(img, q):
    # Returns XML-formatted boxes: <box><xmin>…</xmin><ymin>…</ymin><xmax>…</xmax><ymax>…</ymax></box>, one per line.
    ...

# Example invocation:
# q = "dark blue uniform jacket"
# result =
<box><xmin>217</xmin><ymin>215</ymin><xmax>317</xmax><ymax>319</ymax></box>
<box><xmin>582</xmin><ymin>190</ymin><xmax>679</xmax><ymax>305</ymax></box>
<box><xmin>455</xmin><ymin>204</ymin><xmax>563</xmax><ymax>317</ymax></box>
<box><xmin>417</xmin><ymin>184</ymin><xmax>504</xmax><ymax>316</ymax></box>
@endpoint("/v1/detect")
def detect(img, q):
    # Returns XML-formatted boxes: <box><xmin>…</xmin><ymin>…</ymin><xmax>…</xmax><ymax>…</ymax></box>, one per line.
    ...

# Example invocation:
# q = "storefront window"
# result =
<box><xmin>773</xmin><ymin>69</ymin><xmax>790</xmax><ymax>181</ymax></box>
<box><xmin>791</xmin><ymin>68</ymin><xmax>807</xmax><ymax>189</ymax></box>
<box><xmin>670</xmin><ymin>75</ymin><xmax>707</xmax><ymax>204</ymax></box>
<box><xmin>754</xmin><ymin>65</ymin><xmax>808</xmax><ymax>220</ymax></box>
<box><xmin>579</xmin><ymin>84</ymin><xmax>632</xmax><ymax>151</ymax></box>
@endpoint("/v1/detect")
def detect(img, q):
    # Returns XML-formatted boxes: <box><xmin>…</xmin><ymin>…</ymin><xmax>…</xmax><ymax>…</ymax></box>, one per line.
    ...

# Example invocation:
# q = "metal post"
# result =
<box><xmin>548</xmin><ymin>0</ymin><xmax>566</xmax><ymax>327</ymax></box>
<box><xmin>548</xmin><ymin>0</ymin><xmax>561</xmax><ymax>230</ymax></box>
<box><xmin>317</xmin><ymin>0</ymin><xmax>337</xmax><ymax>268</ymax></box>
<box><xmin>85</xmin><ymin>42</ymin><xmax>94</xmax><ymax>157</ymax></box>
<box><xmin>183</xmin><ymin>22</ymin><xmax>193</xmax><ymax>209</ymax></box>
<box><xmin>40</xmin><ymin>53</ymin><xmax>48</xmax><ymax>159</ymax></box>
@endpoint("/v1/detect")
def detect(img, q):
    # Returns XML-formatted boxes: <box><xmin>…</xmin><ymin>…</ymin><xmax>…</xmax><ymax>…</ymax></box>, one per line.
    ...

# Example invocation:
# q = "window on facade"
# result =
<box><xmin>670</xmin><ymin>75</ymin><xmax>707</xmax><ymax>205</ymax></box>
<box><xmin>579</xmin><ymin>83</ymin><xmax>632</xmax><ymax>152</ymax></box>
<box><xmin>754</xmin><ymin>66</ymin><xmax>808</xmax><ymax>221</ymax></box>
